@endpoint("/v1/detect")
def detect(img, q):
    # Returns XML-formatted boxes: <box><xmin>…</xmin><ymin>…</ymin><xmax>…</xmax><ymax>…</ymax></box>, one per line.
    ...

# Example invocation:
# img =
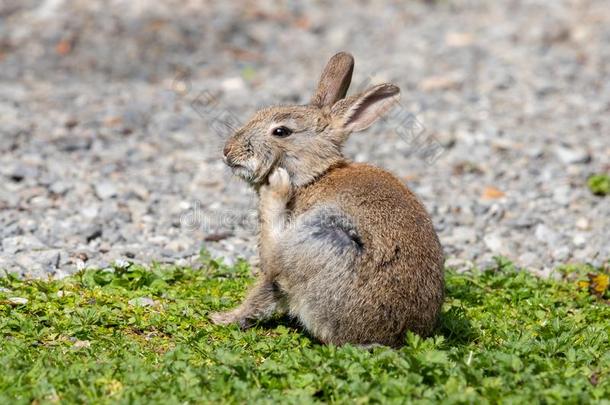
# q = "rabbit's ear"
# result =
<box><xmin>331</xmin><ymin>84</ymin><xmax>400</xmax><ymax>133</ymax></box>
<box><xmin>310</xmin><ymin>52</ymin><xmax>354</xmax><ymax>108</ymax></box>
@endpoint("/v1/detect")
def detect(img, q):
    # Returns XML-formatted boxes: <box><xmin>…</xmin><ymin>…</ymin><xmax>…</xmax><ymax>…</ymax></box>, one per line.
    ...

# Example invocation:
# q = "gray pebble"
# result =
<box><xmin>2</xmin><ymin>235</ymin><xmax>46</xmax><ymax>255</ymax></box>
<box><xmin>94</xmin><ymin>181</ymin><xmax>118</xmax><ymax>199</ymax></box>
<box><xmin>49</xmin><ymin>181</ymin><xmax>71</xmax><ymax>195</ymax></box>
<box><xmin>551</xmin><ymin>246</ymin><xmax>571</xmax><ymax>262</ymax></box>
<box><xmin>554</xmin><ymin>145</ymin><xmax>591</xmax><ymax>165</ymax></box>
<box><xmin>483</xmin><ymin>233</ymin><xmax>504</xmax><ymax>254</ymax></box>
<box><xmin>448</xmin><ymin>226</ymin><xmax>478</xmax><ymax>244</ymax></box>
<box><xmin>519</xmin><ymin>252</ymin><xmax>543</xmax><ymax>269</ymax></box>
<box><xmin>535</xmin><ymin>224</ymin><xmax>560</xmax><ymax>246</ymax></box>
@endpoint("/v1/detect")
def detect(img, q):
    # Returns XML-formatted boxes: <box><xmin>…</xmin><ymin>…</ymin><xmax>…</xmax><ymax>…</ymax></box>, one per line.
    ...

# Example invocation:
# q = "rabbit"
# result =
<box><xmin>210</xmin><ymin>52</ymin><xmax>444</xmax><ymax>347</ymax></box>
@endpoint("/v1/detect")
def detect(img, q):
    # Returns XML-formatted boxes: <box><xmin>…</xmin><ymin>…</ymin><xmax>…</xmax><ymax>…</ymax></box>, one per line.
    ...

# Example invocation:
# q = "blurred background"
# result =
<box><xmin>0</xmin><ymin>0</ymin><xmax>608</xmax><ymax>277</ymax></box>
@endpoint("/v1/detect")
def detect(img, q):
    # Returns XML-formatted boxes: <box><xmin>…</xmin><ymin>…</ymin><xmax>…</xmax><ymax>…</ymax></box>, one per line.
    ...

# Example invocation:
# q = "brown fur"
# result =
<box><xmin>211</xmin><ymin>52</ymin><xmax>445</xmax><ymax>347</ymax></box>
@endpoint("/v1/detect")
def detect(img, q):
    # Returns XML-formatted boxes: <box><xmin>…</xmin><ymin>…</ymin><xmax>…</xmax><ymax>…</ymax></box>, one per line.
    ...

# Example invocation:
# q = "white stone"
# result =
<box><xmin>221</xmin><ymin>77</ymin><xmax>245</xmax><ymax>92</ymax></box>
<box><xmin>94</xmin><ymin>181</ymin><xmax>118</xmax><ymax>199</ymax></box>
<box><xmin>572</xmin><ymin>234</ymin><xmax>587</xmax><ymax>247</ymax></box>
<box><xmin>128</xmin><ymin>297</ymin><xmax>156</xmax><ymax>307</ymax></box>
<box><xmin>2</xmin><ymin>236</ymin><xmax>45</xmax><ymax>254</ymax></box>
<box><xmin>535</xmin><ymin>224</ymin><xmax>559</xmax><ymax>245</ymax></box>
<box><xmin>483</xmin><ymin>233</ymin><xmax>504</xmax><ymax>253</ymax></box>
<box><xmin>554</xmin><ymin>145</ymin><xmax>590</xmax><ymax>164</ymax></box>
<box><xmin>8</xmin><ymin>297</ymin><xmax>28</xmax><ymax>305</ymax></box>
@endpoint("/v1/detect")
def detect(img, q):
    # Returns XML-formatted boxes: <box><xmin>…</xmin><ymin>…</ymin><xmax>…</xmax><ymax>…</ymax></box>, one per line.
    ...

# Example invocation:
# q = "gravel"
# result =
<box><xmin>0</xmin><ymin>0</ymin><xmax>609</xmax><ymax>278</ymax></box>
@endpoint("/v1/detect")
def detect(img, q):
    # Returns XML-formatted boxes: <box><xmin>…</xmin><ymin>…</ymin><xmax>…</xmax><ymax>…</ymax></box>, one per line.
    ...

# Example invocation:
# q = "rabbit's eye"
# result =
<box><xmin>272</xmin><ymin>126</ymin><xmax>293</xmax><ymax>138</ymax></box>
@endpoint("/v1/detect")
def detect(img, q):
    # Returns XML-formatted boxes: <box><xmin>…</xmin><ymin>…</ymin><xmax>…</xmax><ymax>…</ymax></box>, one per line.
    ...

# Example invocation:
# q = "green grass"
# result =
<box><xmin>588</xmin><ymin>173</ymin><xmax>610</xmax><ymax>196</ymax></box>
<box><xmin>1</xmin><ymin>256</ymin><xmax>609</xmax><ymax>404</ymax></box>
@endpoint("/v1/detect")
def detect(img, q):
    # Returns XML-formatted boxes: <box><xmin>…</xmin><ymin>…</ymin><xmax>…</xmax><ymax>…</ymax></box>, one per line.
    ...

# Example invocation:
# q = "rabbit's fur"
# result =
<box><xmin>211</xmin><ymin>52</ymin><xmax>444</xmax><ymax>347</ymax></box>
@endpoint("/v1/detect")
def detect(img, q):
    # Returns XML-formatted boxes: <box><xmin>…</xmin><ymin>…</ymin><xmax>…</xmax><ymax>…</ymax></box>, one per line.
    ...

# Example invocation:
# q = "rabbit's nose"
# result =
<box><xmin>223</xmin><ymin>143</ymin><xmax>232</xmax><ymax>158</ymax></box>
<box><xmin>222</xmin><ymin>143</ymin><xmax>238</xmax><ymax>167</ymax></box>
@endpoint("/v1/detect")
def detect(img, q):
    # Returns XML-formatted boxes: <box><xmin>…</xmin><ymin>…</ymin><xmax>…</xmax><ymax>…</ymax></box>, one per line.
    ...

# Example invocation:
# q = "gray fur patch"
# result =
<box><xmin>305</xmin><ymin>210</ymin><xmax>363</xmax><ymax>253</ymax></box>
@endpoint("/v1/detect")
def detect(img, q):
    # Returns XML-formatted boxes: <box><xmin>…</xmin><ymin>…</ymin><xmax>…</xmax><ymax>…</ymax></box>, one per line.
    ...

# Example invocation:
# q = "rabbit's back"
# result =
<box><xmin>275</xmin><ymin>162</ymin><xmax>444</xmax><ymax>346</ymax></box>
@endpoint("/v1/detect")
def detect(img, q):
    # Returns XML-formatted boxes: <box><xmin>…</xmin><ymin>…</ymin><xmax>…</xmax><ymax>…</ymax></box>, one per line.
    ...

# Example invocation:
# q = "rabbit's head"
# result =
<box><xmin>223</xmin><ymin>52</ymin><xmax>400</xmax><ymax>187</ymax></box>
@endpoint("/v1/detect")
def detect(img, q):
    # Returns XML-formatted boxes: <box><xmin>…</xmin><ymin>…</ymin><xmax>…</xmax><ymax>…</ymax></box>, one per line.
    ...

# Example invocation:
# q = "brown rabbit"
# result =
<box><xmin>210</xmin><ymin>52</ymin><xmax>444</xmax><ymax>347</ymax></box>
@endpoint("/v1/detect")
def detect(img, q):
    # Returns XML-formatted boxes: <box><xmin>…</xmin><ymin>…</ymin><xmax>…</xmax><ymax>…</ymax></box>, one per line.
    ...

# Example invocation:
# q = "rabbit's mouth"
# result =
<box><xmin>224</xmin><ymin>155</ymin><xmax>255</xmax><ymax>182</ymax></box>
<box><xmin>231</xmin><ymin>165</ymin><xmax>254</xmax><ymax>182</ymax></box>
<box><xmin>232</xmin><ymin>164</ymin><xmax>269</xmax><ymax>187</ymax></box>
<box><xmin>226</xmin><ymin>154</ymin><xmax>281</xmax><ymax>187</ymax></box>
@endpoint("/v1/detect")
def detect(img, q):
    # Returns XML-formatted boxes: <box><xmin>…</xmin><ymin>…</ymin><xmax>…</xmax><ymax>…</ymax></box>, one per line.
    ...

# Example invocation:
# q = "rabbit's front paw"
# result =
<box><xmin>263</xmin><ymin>168</ymin><xmax>291</xmax><ymax>200</ymax></box>
<box><xmin>209</xmin><ymin>310</ymin><xmax>249</xmax><ymax>329</ymax></box>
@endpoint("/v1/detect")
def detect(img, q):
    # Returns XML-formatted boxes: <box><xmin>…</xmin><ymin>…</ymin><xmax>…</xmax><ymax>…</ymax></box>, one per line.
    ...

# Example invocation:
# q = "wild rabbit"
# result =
<box><xmin>211</xmin><ymin>52</ymin><xmax>444</xmax><ymax>347</ymax></box>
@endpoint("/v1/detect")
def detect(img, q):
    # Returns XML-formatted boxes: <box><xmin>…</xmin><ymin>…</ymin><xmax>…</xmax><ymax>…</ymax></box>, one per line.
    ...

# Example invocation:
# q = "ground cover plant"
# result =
<box><xmin>588</xmin><ymin>173</ymin><xmax>610</xmax><ymax>196</ymax></box>
<box><xmin>1</xmin><ymin>254</ymin><xmax>609</xmax><ymax>404</ymax></box>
